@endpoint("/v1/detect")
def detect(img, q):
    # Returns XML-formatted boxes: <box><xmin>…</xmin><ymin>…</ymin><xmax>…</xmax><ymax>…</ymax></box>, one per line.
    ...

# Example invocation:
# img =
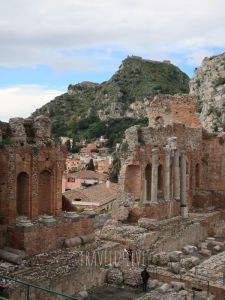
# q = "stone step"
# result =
<box><xmin>3</xmin><ymin>247</ymin><xmax>26</xmax><ymax>258</ymax></box>
<box><xmin>0</xmin><ymin>249</ymin><xmax>23</xmax><ymax>265</ymax></box>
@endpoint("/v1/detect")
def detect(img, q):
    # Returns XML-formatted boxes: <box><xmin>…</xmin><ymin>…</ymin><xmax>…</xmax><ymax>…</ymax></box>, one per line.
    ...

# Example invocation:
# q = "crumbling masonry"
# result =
<box><xmin>0</xmin><ymin>116</ymin><xmax>65</xmax><ymax>225</ymax></box>
<box><xmin>119</xmin><ymin>94</ymin><xmax>225</xmax><ymax>220</ymax></box>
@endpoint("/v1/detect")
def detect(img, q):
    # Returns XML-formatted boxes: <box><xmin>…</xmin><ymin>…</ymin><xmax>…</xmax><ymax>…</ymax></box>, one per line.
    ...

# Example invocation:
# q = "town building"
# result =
<box><xmin>62</xmin><ymin>181</ymin><xmax>118</xmax><ymax>213</ymax></box>
<box><xmin>62</xmin><ymin>170</ymin><xmax>108</xmax><ymax>191</ymax></box>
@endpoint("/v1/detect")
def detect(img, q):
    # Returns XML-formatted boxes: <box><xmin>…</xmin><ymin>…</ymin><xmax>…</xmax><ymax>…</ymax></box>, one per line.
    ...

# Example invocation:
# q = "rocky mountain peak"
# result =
<box><xmin>190</xmin><ymin>52</ymin><xmax>225</xmax><ymax>132</ymax></box>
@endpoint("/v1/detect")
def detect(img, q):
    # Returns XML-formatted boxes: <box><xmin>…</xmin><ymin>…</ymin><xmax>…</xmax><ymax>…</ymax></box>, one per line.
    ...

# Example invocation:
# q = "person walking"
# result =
<box><xmin>127</xmin><ymin>248</ymin><xmax>133</xmax><ymax>262</ymax></box>
<box><xmin>141</xmin><ymin>266</ymin><xmax>150</xmax><ymax>292</ymax></box>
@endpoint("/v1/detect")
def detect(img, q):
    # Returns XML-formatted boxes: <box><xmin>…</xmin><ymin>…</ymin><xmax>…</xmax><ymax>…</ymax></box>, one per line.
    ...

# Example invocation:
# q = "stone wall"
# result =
<box><xmin>3</xmin><ymin>265</ymin><xmax>107</xmax><ymax>300</ymax></box>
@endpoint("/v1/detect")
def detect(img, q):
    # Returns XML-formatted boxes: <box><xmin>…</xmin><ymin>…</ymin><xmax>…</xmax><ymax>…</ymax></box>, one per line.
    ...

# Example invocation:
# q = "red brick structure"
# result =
<box><xmin>0</xmin><ymin>116</ymin><xmax>65</xmax><ymax>225</ymax></box>
<box><xmin>119</xmin><ymin>94</ymin><xmax>225</xmax><ymax>219</ymax></box>
<box><xmin>0</xmin><ymin>116</ymin><xmax>96</xmax><ymax>256</ymax></box>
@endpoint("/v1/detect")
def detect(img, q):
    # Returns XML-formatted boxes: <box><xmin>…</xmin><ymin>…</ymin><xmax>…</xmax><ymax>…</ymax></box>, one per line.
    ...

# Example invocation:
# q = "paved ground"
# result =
<box><xmin>86</xmin><ymin>286</ymin><xmax>144</xmax><ymax>300</ymax></box>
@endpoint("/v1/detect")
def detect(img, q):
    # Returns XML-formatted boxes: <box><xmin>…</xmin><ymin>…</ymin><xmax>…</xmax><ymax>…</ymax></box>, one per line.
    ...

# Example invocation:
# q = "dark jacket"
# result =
<box><xmin>141</xmin><ymin>269</ymin><xmax>150</xmax><ymax>282</ymax></box>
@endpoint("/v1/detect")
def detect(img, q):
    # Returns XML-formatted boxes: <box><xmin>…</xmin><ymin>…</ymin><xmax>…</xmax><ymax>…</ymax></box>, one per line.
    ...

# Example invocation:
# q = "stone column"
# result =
<box><xmin>151</xmin><ymin>148</ymin><xmax>159</xmax><ymax>203</ymax></box>
<box><xmin>174</xmin><ymin>149</ymin><xmax>180</xmax><ymax>201</ymax></box>
<box><xmin>180</xmin><ymin>153</ymin><xmax>188</xmax><ymax>217</ymax></box>
<box><xmin>163</xmin><ymin>146</ymin><xmax>170</xmax><ymax>201</ymax></box>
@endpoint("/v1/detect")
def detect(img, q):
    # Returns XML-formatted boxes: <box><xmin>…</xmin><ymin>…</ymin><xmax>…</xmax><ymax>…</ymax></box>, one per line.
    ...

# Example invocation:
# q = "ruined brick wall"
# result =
<box><xmin>0</xmin><ymin>116</ymin><xmax>66</xmax><ymax>225</ymax></box>
<box><xmin>122</xmin><ymin>124</ymin><xmax>202</xmax><ymax>202</ymax></box>
<box><xmin>139</xmin><ymin>124</ymin><xmax>202</xmax><ymax>151</ymax></box>
<box><xmin>194</xmin><ymin>189</ymin><xmax>225</xmax><ymax>209</ymax></box>
<box><xmin>129</xmin><ymin>200</ymin><xmax>181</xmax><ymax>222</ymax></box>
<box><xmin>148</xmin><ymin>94</ymin><xmax>200</xmax><ymax>128</ymax></box>
<box><xmin>200</xmin><ymin>134</ymin><xmax>225</xmax><ymax>191</ymax></box>
<box><xmin>0</xmin><ymin>145</ymin><xmax>65</xmax><ymax>224</ymax></box>
<box><xmin>6</xmin><ymin>215</ymin><xmax>94</xmax><ymax>255</ymax></box>
<box><xmin>119</xmin><ymin>94</ymin><xmax>224</xmax><ymax>217</ymax></box>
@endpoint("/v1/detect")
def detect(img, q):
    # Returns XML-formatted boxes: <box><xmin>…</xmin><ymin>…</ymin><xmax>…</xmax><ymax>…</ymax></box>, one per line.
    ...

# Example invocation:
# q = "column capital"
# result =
<box><xmin>163</xmin><ymin>145</ymin><xmax>171</xmax><ymax>154</ymax></box>
<box><xmin>152</xmin><ymin>147</ymin><xmax>159</xmax><ymax>154</ymax></box>
<box><xmin>180</xmin><ymin>150</ymin><xmax>186</xmax><ymax>156</ymax></box>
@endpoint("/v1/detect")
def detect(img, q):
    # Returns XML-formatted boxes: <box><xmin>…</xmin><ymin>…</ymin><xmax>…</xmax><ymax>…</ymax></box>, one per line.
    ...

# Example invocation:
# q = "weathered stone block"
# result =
<box><xmin>107</xmin><ymin>268</ymin><xmax>123</xmax><ymax>285</ymax></box>
<box><xmin>168</xmin><ymin>262</ymin><xmax>181</xmax><ymax>274</ymax></box>
<box><xmin>171</xmin><ymin>281</ymin><xmax>185</xmax><ymax>292</ymax></box>
<box><xmin>158</xmin><ymin>283</ymin><xmax>170</xmax><ymax>293</ymax></box>
<box><xmin>169</xmin><ymin>251</ymin><xmax>182</xmax><ymax>262</ymax></box>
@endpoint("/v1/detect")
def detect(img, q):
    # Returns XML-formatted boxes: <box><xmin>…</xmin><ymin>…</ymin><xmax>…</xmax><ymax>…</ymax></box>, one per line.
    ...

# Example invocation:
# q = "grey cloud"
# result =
<box><xmin>0</xmin><ymin>0</ymin><xmax>224</xmax><ymax>68</ymax></box>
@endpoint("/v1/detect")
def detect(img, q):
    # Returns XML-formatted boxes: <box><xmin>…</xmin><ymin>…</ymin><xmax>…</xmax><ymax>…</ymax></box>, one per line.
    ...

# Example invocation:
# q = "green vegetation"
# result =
<box><xmin>109</xmin><ymin>152</ymin><xmax>121</xmax><ymax>183</ymax></box>
<box><xmin>32</xmin><ymin>56</ymin><xmax>189</xmax><ymax>146</ymax></box>
<box><xmin>213</xmin><ymin>77</ymin><xmax>225</xmax><ymax>88</ymax></box>
<box><xmin>86</xmin><ymin>158</ymin><xmax>95</xmax><ymax>171</ymax></box>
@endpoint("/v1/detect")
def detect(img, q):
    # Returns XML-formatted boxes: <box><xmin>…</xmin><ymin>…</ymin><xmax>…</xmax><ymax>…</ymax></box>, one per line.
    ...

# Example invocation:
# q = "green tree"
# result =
<box><xmin>109</xmin><ymin>152</ymin><xmax>121</xmax><ymax>183</ymax></box>
<box><xmin>86</xmin><ymin>158</ymin><xmax>95</xmax><ymax>171</ymax></box>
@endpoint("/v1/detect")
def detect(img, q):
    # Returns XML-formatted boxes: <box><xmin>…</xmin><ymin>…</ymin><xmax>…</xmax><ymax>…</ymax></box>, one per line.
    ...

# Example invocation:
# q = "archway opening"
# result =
<box><xmin>158</xmin><ymin>164</ymin><xmax>163</xmax><ymax>198</ymax></box>
<box><xmin>195</xmin><ymin>163</ymin><xmax>200</xmax><ymax>188</ymax></box>
<box><xmin>145</xmin><ymin>164</ymin><xmax>152</xmax><ymax>201</ymax></box>
<box><xmin>124</xmin><ymin>165</ymin><xmax>141</xmax><ymax>198</ymax></box>
<box><xmin>17</xmin><ymin>172</ymin><xmax>29</xmax><ymax>217</ymax></box>
<box><xmin>155</xmin><ymin>116</ymin><xmax>164</xmax><ymax>129</ymax></box>
<box><xmin>38</xmin><ymin>170</ymin><xmax>52</xmax><ymax>215</ymax></box>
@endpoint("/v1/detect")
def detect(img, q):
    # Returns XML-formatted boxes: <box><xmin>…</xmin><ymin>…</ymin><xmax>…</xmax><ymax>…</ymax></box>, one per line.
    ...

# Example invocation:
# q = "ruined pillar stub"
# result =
<box><xmin>174</xmin><ymin>149</ymin><xmax>180</xmax><ymax>201</ymax></box>
<box><xmin>167</xmin><ymin>137</ymin><xmax>177</xmax><ymax>150</ymax></box>
<box><xmin>33</xmin><ymin>116</ymin><xmax>51</xmax><ymax>143</ymax></box>
<box><xmin>151</xmin><ymin>148</ymin><xmax>159</xmax><ymax>203</ymax></box>
<box><xmin>180</xmin><ymin>153</ymin><xmax>188</xmax><ymax>218</ymax></box>
<box><xmin>163</xmin><ymin>145</ymin><xmax>170</xmax><ymax>202</ymax></box>
<box><xmin>9</xmin><ymin>118</ymin><xmax>27</xmax><ymax>145</ymax></box>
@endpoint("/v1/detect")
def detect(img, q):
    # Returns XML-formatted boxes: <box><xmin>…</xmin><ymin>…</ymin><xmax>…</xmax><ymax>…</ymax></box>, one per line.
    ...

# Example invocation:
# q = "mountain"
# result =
<box><xmin>32</xmin><ymin>56</ymin><xmax>189</xmax><ymax>147</ymax></box>
<box><xmin>190</xmin><ymin>52</ymin><xmax>225</xmax><ymax>132</ymax></box>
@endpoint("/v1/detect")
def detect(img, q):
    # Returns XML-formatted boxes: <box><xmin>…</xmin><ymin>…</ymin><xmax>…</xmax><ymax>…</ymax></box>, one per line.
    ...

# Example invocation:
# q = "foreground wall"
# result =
<box><xmin>5</xmin><ymin>213</ymin><xmax>95</xmax><ymax>255</ymax></box>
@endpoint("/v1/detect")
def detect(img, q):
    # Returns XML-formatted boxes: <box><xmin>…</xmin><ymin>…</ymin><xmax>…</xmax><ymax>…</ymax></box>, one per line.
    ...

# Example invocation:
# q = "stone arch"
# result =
<box><xmin>158</xmin><ymin>164</ymin><xmax>163</xmax><ymax>198</ymax></box>
<box><xmin>145</xmin><ymin>164</ymin><xmax>152</xmax><ymax>200</ymax></box>
<box><xmin>124</xmin><ymin>165</ymin><xmax>141</xmax><ymax>198</ymax></box>
<box><xmin>38</xmin><ymin>170</ymin><xmax>52</xmax><ymax>215</ymax></box>
<box><xmin>17</xmin><ymin>172</ymin><xmax>29</xmax><ymax>217</ymax></box>
<box><xmin>195</xmin><ymin>163</ymin><xmax>200</xmax><ymax>188</ymax></box>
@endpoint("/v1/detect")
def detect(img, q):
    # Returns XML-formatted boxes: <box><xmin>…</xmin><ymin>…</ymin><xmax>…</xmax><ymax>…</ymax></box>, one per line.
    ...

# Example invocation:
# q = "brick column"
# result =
<box><xmin>174</xmin><ymin>149</ymin><xmax>180</xmax><ymax>201</ymax></box>
<box><xmin>163</xmin><ymin>146</ymin><xmax>170</xmax><ymax>202</ymax></box>
<box><xmin>151</xmin><ymin>148</ymin><xmax>159</xmax><ymax>203</ymax></box>
<box><xmin>180</xmin><ymin>153</ymin><xmax>188</xmax><ymax>217</ymax></box>
<box><xmin>31</xmin><ymin>148</ymin><xmax>39</xmax><ymax>219</ymax></box>
<box><xmin>7</xmin><ymin>147</ymin><xmax>16</xmax><ymax>224</ymax></box>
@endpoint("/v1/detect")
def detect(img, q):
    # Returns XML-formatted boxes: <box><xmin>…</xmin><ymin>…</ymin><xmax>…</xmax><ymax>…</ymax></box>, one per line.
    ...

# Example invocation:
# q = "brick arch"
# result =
<box><xmin>124</xmin><ymin>165</ymin><xmax>141</xmax><ymax>198</ymax></box>
<box><xmin>17</xmin><ymin>172</ymin><xmax>29</xmax><ymax>217</ymax></box>
<box><xmin>158</xmin><ymin>164</ymin><xmax>163</xmax><ymax>198</ymax></box>
<box><xmin>38</xmin><ymin>170</ymin><xmax>52</xmax><ymax>215</ymax></box>
<box><xmin>195</xmin><ymin>163</ymin><xmax>200</xmax><ymax>188</ymax></box>
<box><xmin>145</xmin><ymin>164</ymin><xmax>152</xmax><ymax>200</ymax></box>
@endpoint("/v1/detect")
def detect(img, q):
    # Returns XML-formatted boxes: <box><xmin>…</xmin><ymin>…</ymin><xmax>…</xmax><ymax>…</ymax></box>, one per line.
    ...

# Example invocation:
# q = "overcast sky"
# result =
<box><xmin>0</xmin><ymin>0</ymin><xmax>225</xmax><ymax>121</ymax></box>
